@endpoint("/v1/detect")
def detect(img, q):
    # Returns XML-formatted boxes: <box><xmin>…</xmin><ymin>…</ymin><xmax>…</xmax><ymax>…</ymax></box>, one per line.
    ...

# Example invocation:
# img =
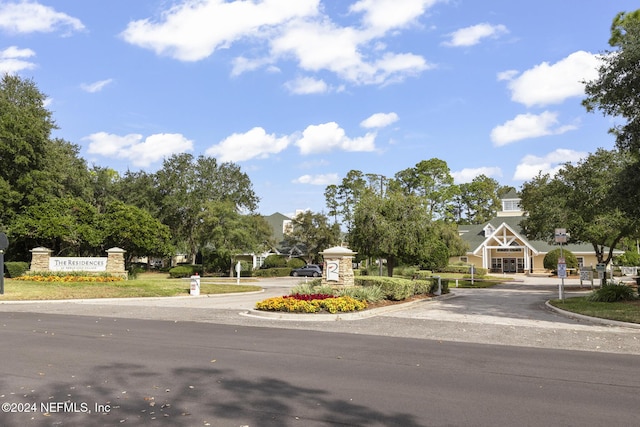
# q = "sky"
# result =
<box><xmin>0</xmin><ymin>0</ymin><xmax>636</xmax><ymax>217</ymax></box>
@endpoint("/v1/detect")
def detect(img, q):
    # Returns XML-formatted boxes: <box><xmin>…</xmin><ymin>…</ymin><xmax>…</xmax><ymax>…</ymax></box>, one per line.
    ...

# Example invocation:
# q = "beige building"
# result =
<box><xmin>450</xmin><ymin>191</ymin><xmax>620</xmax><ymax>274</ymax></box>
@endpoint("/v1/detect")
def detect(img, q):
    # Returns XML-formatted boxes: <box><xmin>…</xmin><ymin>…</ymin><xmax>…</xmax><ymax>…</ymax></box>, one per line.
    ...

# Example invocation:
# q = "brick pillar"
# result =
<box><xmin>29</xmin><ymin>247</ymin><xmax>52</xmax><ymax>272</ymax></box>
<box><xmin>106</xmin><ymin>247</ymin><xmax>128</xmax><ymax>279</ymax></box>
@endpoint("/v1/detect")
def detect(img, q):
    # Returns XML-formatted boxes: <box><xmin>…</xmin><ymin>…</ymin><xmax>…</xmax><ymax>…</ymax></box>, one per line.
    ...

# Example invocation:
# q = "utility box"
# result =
<box><xmin>190</xmin><ymin>273</ymin><xmax>200</xmax><ymax>296</ymax></box>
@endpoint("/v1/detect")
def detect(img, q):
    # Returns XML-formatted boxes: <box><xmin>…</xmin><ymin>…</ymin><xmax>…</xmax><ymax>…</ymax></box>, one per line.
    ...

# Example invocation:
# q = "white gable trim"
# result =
<box><xmin>472</xmin><ymin>222</ymin><xmax>539</xmax><ymax>256</ymax></box>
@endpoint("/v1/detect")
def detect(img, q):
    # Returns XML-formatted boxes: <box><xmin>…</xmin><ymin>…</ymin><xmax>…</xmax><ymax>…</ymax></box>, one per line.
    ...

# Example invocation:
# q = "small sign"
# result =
<box><xmin>557</xmin><ymin>263</ymin><xmax>567</xmax><ymax>279</ymax></box>
<box><xmin>326</xmin><ymin>260</ymin><xmax>339</xmax><ymax>282</ymax></box>
<box><xmin>596</xmin><ymin>263</ymin><xmax>606</xmax><ymax>273</ymax></box>
<box><xmin>554</xmin><ymin>228</ymin><xmax>567</xmax><ymax>243</ymax></box>
<box><xmin>580</xmin><ymin>268</ymin><xmax>591</xmax><ymax>281</ymax></box>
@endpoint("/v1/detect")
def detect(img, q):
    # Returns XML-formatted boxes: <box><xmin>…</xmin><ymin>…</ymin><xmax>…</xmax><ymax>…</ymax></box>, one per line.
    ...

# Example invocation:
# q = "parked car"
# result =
<box><xmin>290</xmin><ymin>264</ymin><xmax>323</xmax><ymax>277</ymax></box>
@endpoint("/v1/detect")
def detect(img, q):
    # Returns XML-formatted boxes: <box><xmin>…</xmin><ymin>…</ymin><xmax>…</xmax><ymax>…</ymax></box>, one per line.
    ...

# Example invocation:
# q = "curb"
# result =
<box><xmin>240</xmin><ymin>292</ymin><xmax>458</xmax><ymax>322</ymax></box>
<box><xmin>0</xmin><ymin>289</ymin><xmax>265</xmax><ymax>305</ymax></box>
<box><xmin>544</xmin><ymin>300</ymin><xmax>640</xmax><ymax>329</ymax></box>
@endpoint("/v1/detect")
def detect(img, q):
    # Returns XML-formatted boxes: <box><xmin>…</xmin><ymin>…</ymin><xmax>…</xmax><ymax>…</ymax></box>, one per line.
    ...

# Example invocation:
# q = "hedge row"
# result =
<box><xmin>355</xmin><ymin>276</ymin><xmax>449</xmax><ymax>300</ymax></box>
<box><xmin>254</xmin><ymin>268</ymin><xmax>292</xmax><ymax>277</ymax></box>
<box><xmin>4</xmin><ymin>261</ymin><xmax>29</xmax><ymax>278</ymax></box>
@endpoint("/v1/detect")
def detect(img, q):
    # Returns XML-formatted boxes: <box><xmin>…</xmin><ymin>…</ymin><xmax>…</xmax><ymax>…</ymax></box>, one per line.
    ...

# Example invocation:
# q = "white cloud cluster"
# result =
<box><xmin>491</xmin><ymin>112</ymin><xmax>578</xmax><ymax>146</ymax></box>
<box><xmin>121</xmin><ymin>0</ymin><xmax>439</xmax><ymax>88</ymax></box>
<box><xmin>451</xmin><ymin>167</ymin><xmax>503</xmax><ymax>184</ymax></box>
<box><xmin>85</xmin><ymin>132</ymin><xmax>194</xmax><ymax>168</ymax></box>
<box><xmin>502</xmin><ymin>51</ymin><xmax>601</xmax><ymax>107</ymax></box>
<box><xmin>0</xmin><ymin>46</ymin><xmax>35</xmax><ymax>74</ymax></box>
<box><xmin>295</xmin><ymin>122</ymin><xmax>376</xmax><ymax>154</ymax></box>
<box><xmin>443</xmin><ymin>23</ymin><xmax>508</xmax><ymax>47</ymax></box>
<box><xmin>360</xmin><ymin>112</ymin><xmax>399</xmax><ymax>128</ymax></box>
<box><xmin>492</xmin><ymin>50</ymin><xmax>601</xmax><ymax>146</ymax></box>
<box><xmin>205</xmin><ymin>127</ymin><xmax>291</xmax><ymax>162</ymax></box>
<box><xmin>292</xmin><ymin>173</ymin><xmax>339</xmax><ymax>185</ymax></box>
<box><xmin>80</xmin><ymin>79</ymin><xmax>114</xmax><ymax>93</ymax></box>
<box><xmin>0</xmin><ymin>1</ymin><xmax>84</xmax><ymax>34</ymax></box>
<box><xmin>513</xmin><ymin>149</ymin><xmax>587</xmax><ymax>181</ymax></box>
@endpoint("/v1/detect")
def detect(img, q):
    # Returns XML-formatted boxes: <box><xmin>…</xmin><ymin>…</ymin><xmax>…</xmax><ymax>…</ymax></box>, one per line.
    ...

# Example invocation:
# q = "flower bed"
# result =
<box><xmin>255</xmin><ymin>295</ymin><xmax>367</xmax><ymax>313</ymax></box>
<box><xmin>14</xmin><ymin>275</ymin><xmax>125</xmax><ymax>283</ymax></box>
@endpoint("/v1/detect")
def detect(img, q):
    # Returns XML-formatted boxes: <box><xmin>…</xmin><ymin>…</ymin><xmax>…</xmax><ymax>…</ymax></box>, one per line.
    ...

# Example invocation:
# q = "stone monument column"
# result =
<box><xmin>106</xmin><ymin>247</ymin><xmax>128</xmax><ymax>279</ymax></box>
<box><xmin>319</xmin><ymin>246</ymin><xmax>357</xmax><ymax>288</ymax></box>
<box><xmin>29</xmin><ymin>247</ymin><xmax>52</xmax><ymax>272</ymax></box>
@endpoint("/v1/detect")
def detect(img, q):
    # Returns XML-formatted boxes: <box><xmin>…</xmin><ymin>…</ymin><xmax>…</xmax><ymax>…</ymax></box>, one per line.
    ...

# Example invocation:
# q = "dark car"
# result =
<box><xmin>290</xmin><ymin>264</ymin><xmax>323</xmax><ymax>277</ymax></box>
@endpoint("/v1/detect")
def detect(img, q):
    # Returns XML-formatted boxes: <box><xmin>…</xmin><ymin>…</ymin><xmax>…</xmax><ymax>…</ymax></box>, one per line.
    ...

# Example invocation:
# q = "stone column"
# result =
<box><xmin>106</xmin><ymin>247</ymin><xmax>128</xmax><ymax>279</ymax></box>
<box><xmin>30</xmin><ymin>247</ymin><xmax>52</xmax><ymax>272</ymax></box>
<box><xmin>319</xmin><ymin>246</ymin><xmax>357</xmax><ymax>288</ymax></box>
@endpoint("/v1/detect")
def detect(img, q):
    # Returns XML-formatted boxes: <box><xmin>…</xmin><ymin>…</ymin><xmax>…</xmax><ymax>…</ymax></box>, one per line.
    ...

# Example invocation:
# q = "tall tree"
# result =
<box><xmin>0</xmin><ymin>74</ymin><xmax>58</xmax><ymax>225</ymax></box>
<box><xmin>335</xmin><ymin>170</ymin><xmax>368</xmax><ymax>232</ymax></box>
<box><xmin>198</xmin><ymin>201</ymin><xmax>273</xmax><ymax>275</ymax></box>
<box><xmin>520</xmin><ymin>149</ymin><xmax>639</xmax><ymax>265</ymax></box>
<box><xmin>100</xmin><ymin>201</ymin><xmax>174</xmax><ymax>263</ymax></box>
<box><xmin>392</xmin><ymin>158</ymin><xmax>457</xmax><ymax>221</ymax></box>
<box><xmin>455</xmin><ymin>175</ymin><xmax>501</xmax><ymax>224</ymax></box>
<box><xmin>282</xmin><ymin>210</ymin><xmax>341</xmax><ymax>264</ymax></box>
<box><xmin>154</xmin><ymin>153</ymin><xmax>259</xmax><ymax>263</ymax></box>
<box><xmin>583</xmin><ymin>9</ymin><xmax>640</xmax><ymax>156</ymax></box>
<box><xmin>350</xmin><ymin>189</ymin><xmax>466</xmax><ymax>276</ymax></box>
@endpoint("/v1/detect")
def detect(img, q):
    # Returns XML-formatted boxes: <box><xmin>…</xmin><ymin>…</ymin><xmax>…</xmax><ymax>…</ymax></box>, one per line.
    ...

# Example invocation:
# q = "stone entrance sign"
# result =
<box><xmin>319</xmin><ymin>246</ymin><xmax>356</xmax><ymax>287</ymax></box>
<box><xmin>30</xmin><ymin>247</ymin><xmax>128</xmax><ymax>278</ymax></box>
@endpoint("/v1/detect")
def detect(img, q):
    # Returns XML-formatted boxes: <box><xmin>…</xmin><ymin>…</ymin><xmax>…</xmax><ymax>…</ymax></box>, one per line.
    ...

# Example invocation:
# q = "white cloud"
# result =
<box><xmin>84</xmin><ymin>132</ymin><xmax>193</xmax><ymax>167</ymax></box>
<box><xmin>0</xmin><ymin>46</ymin><xmax>35</xmax><ymax>73</ymax></box>
<box><xmin>443</xmin><ymin>23</ymin><xmax>508</xmax><ymax>47</ymax></box>
<box><xmin>120</xmin><ymin>0</ymin><xmax>319</xmax><ymax>62</ymax></box>
<box><xmin>292</xmin><ymin>173</ymin><xmax>339</xmax><ymax>185</ymax></box>
<box><xmin>122</xmin><ymin>0</ymin><xmax>435</xmax><ymax>87</ymax></box>
<box><xmin>80</xmin><ymin>79</ymin><xmax>114</xmax><ymax>93</ymax></box>
<box><xmin>490</xmin><ymin>111</ymin><xmax>578</xmax><ymax>146</ymax></box>
<box><xmin>295</xmin><ymin>122</ymin><xmax>376</xmax><ymax>154</ymax></box>
<box><xmin>349</xmin><ymin>0</ymin><xmax>439</xmax><ymax>34</ymax></box>
<box><xmin>360</xmin><ymin>112</ymin><xmax>399</xmax><ymax>128</ymax></box>
<box><xmin>452</xmin><ymin>167</ymin><xmax>503</xmax><ymax>184</ymax></box>
<box><xmin>205</xmin><ymin>127</ymin><xmax>291</xmax><ymax>162</ymax></box>
<box><xmin>513</xmin><ymin>149</ymin><xmax>587</xmax><ymax>181</ymax></box>
<box><xmin>284</xmin><ymin>76</ymin><xmax>329</xmax><ymax>94</ymax></box>
<box><xmin>0</xmin><ymin>1</ymin><xmax>84</xmax><ymax>34</ymax></box>
<box><xmin>501</xmin><ymin>51</ymin><xmax>601</xmax><ymax>107</ymax></box>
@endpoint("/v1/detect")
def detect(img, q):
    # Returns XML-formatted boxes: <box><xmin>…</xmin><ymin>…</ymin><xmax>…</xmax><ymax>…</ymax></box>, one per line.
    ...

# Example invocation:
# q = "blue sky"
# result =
<box><xmin>0</xmin><ymin>0</ymin><xmax>635</xmax><ymax>217</ymax></box>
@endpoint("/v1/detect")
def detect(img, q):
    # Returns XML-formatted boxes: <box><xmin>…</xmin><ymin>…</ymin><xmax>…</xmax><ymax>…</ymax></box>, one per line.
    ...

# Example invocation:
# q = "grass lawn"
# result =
<box><xmin>0</xmin><ymin>272</ymin><xmax>262</xmax><ymax>301</ymax></box>
<box><xmin>549</xmin><ymin>297</ymin><xmax>640</xmax><ymax>324</ymax></box>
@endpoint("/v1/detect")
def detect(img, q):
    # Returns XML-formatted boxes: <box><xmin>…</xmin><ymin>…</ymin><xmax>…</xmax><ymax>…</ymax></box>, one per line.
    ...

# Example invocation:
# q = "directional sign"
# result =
<box><xmin>554</xmin><ymin>228</ymin><xmax>567</xmax><ymax>243</ymax></box>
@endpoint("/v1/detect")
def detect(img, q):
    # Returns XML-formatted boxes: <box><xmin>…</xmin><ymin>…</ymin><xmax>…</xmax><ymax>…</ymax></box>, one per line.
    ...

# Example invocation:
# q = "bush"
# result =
<box><xmin>127</xmin><ymin>263</ymin><xmax>146</xmax><ymax>280</ymax></box>
<box><xmin>253</xmin><ymin>267</ymin><xmax>292</xmax><ymax>277</ymax></box>
<box><xmin>4</xmin><ymin>261</ymin><xmax>29</xmax><ymax>278</ymax></box>
<box><xmin>169</xmin><ymin>264</ymin><xmax>202</xmax><ymax>278</ymax></box>
<box><xmin>356</xmin><ymin>276</ymin><xmax>415</xmax><ymax>300</ymax></box>
<box><xmin>290</xmin><ymin>282</ymin><xmax>333</xmax><ymax>296</ymax></box>
<box><xmin>616</xmin><ymin>250</ymin><xmax>640</xmax><ymax>267</ymax></box>
<box><xmin>587</xmin><ymin>283</ymin><xmax>638</xmax><ymax>302</ymax></box>
<box><xmin>287</xmin><ymin>258</ymin><xmax>306</xmax><ymax>269</ymax></box>
<box><xmin>338</xmin><ymin>285</ymin><xmax>385</xmax><ymax>303</ymax></box>
<box><xmin>262</xmin><ymin>254</ymin><xmax>288</xmax><ymax>269</ymax></box>
<box><xmin>544</xmin><ymin>249</ymin><xmax>578</xmax><ymax>271</ymax></box>
<box><xmin>437</xmin><ymin>264</ymin><xmax>487</xmax><ymax>276</ymax></box>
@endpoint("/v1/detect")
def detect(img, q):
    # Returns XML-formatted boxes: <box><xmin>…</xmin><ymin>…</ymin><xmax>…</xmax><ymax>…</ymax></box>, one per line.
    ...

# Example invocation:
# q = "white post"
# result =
<box><xmin>235</xmin><ymin>261</ymin><xmax>241</xmax><ymax>285</ymax></box>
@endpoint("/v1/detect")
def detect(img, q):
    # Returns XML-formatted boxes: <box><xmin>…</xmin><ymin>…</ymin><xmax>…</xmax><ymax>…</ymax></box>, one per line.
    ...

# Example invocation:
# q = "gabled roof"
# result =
<box><xmin>473</xmin><ymin>221</ymin><xmax>539</xmax><ymax>255</ymax></box>
<box><xmin>459</xmin><ymin>215</ymin><xmax>608</xmax><ymax>255</ymax></box>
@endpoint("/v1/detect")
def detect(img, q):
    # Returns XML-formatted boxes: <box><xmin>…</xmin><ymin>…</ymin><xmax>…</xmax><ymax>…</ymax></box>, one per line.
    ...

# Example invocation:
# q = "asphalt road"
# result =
<box><xmin>1</xmin><ymin>312</ymin><xmax>639</xmax><ymax>427</ymax></box>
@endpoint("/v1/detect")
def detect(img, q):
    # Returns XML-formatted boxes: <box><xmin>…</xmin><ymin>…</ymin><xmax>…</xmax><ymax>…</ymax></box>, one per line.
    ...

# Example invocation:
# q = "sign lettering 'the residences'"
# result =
<box><xmin>49</xmin><ymin>257</ymin><xmax>107</xmax><ymax>272</ymax></box>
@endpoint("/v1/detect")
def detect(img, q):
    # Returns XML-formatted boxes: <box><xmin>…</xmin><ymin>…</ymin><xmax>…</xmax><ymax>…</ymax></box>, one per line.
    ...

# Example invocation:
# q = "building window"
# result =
<box><xmin>576</xmin><ymin>257</ymin><xmax>584</xmax><ymax>268</ymax></box>
<box><xmin>460</xmin><ymin>256</ymin><xmax>468</xmax><ymax>263</ymax></box>
<box><xmin>502</xmin><ymin>199</ymin><xmax>520</xmax><ymax>212</ymax></box>
<box><xmin>491</xmin><ymin>258</ymin><xmax>502</xmax><ymax>271</ymax></box>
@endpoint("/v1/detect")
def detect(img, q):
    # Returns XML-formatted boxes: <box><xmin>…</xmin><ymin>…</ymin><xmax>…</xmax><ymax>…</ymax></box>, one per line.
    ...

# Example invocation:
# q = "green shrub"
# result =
<box><xmin>616</xmin><ymin>250</ymin><xmax>640</xmax><ymax>267</ymax></box>
<box><xmin>438</xmin><ymin>265</ymin><xmax>487</xmax><ymax>276</ymax></box>
<box><xmin>169</xmin><ymin>264</ymin><xmax>202</xmax><ymax>278</ymax></box>
<box><xmin>290</xmin><ymin>282</ymin><xmax>333</xmax><ymax>296</ymax></box>
<box><xmin>262</xmin><ymin>254</ymin><xmax>288</xmax><ymax>268</ymax></box>
<box><xmin>127</xmin><ymin>263</ymin><xmax>146</xmax><ymax>280</ymax></box>
<box><xmin>286</xmin><ymin>258</ymin><xmax>306</xmax><ymax>269</ymax></box>
<box><xmin>254</xmin><ymin>267</ymin><xmax>292</xmax><ymax>277</ymax></box>
<box><xmin>4</xmin><ymin>261</ymin><xmax>29</xmax><ymax>278</ymax></box>
<box><xmin>356</xmin><ymin>276</ymin><xmax>415</xmax><ymax>300</ymax></box>
<box><xmin>544</xmin><ymin>249</ymin><xmax>578</xmax><ymax>271</ymax></box>
<box><xmin>587</xmin><ymin>283</ymin><xmax>638</xmax><ymax>302</ymax></box>
<box><xmin>338</xmin><ymin>285</ymin><xmax>385</xmax><ymax>303</ymax></box>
